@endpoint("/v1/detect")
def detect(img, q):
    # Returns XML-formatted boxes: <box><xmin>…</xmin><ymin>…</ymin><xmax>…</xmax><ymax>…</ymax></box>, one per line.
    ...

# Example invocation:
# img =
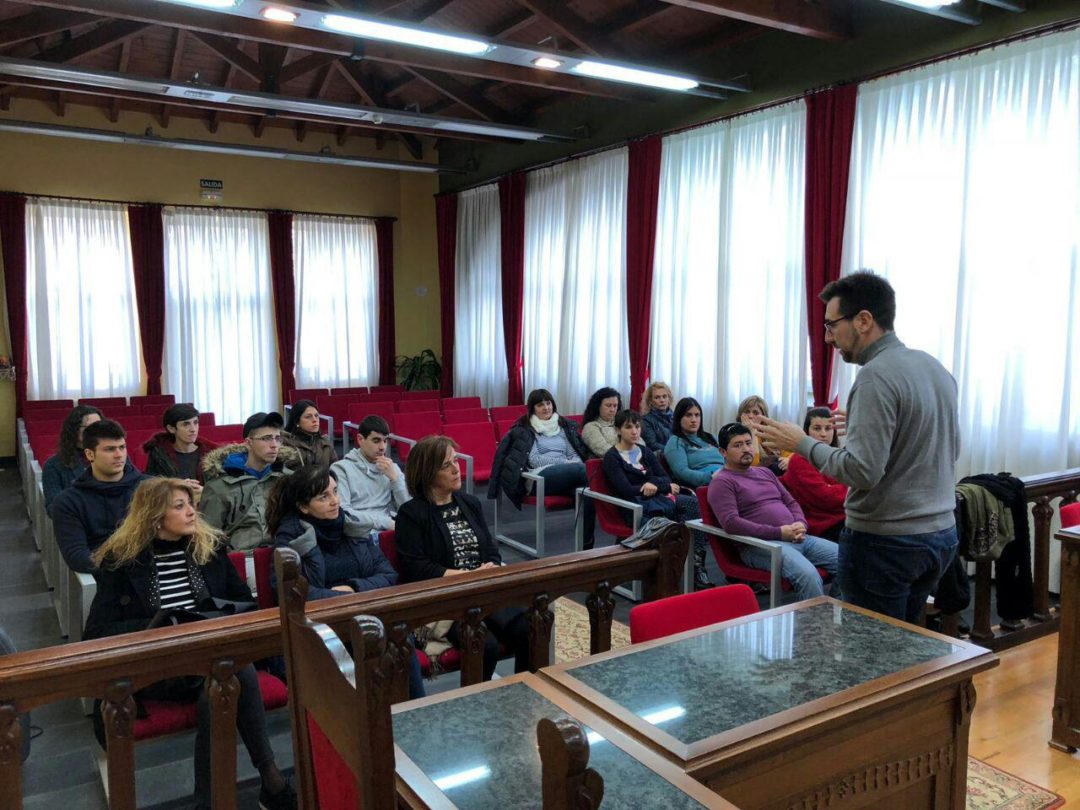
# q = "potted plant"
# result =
<box><xmin>394</xmin><ymin>349</ymin><xmax>441</xmax><ymax>391</ymax></box>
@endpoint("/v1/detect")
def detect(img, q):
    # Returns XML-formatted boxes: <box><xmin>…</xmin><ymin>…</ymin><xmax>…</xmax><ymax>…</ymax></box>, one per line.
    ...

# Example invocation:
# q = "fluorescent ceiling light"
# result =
<box><xmin>321</xmin><ymin>14</ymin><xmax>492</xmax><ymax>56</ymax></box>
<box><xmin>432</xmin><ymin>765</ymin><xmax>491</xmax><ymax>791</ymax></box>
<box><xmin>532</xmin><ymin>57</ymin><xmax>563</xmax><ymax>70</ymax></box>
<box><xmin>159</xmin><ymin>0</ymin><xmax>240</xmax><ymax>8</ymax></box>
<box><xmin>900</xmin><ymin>0</ymin><xmax>960</xmax><ymax>6</ymax></box>
<box><xmin>571</xmin><ymin>61</ymin><xmax>698</xmax><ymax>92</ymax></box>
<box><xmin>261</xmin><ymin>7</ymin><xmax>298</xmax><ymax>22</ymax></box>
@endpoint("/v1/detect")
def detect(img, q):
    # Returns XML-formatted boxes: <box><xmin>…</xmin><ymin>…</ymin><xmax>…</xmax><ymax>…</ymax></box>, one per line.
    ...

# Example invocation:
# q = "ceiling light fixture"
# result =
<box><xmin>321</xmin><ymin>14</ymin><xmax>492</xmax><ymax>56</ymax></box>
<box><xmin>0</xmin><ymin>119</ymin><xmax>452</xmax><ymax>173</ymax></box>
<box><xmin>261</xmin><ymin>7</ymin><xmax>298</xmax><ymax>22</ymax></box>
<box><xmin>571</xmin><ymin>61</ymin><xmax>699</xmax><ymax>92</ymax></box>
<box><xmin>899</xmin><ymin>0</ymin><xmax>961</xmax><ymax>6</ymax></box>
<box><xmin>532</xmin><ymin>56</ymin><xmax>563</xmax><ymax>70</ymax></box>
<box><xmin>161</xmin><ymin>0</ymin><xmax>241</xmax><ymax>8</ymax></box>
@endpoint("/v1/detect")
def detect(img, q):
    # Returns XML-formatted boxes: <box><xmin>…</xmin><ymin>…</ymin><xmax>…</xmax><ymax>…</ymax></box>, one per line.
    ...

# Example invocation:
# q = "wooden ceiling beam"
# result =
<box><xmin>108</xmin><ymin>38</ymin><xmax>130</xmax><ymax>122</ymax></box>
<box><xmin>397</xmin><ymin>0</ymin><xmax>457</xmax><ymax>22</ymax></box>
<box><xmin>658</xmin><ymin>0</ymin><xmax>849</xmax><ymax>41</ymax></box>
<box><xmin>188</xmin><ymin>31</ymin><xmax>263</xmax><ymax>83</ymax></box>
<box><xmin>403</xmin><ymin>67</ymin><xmax>510</xmax><ymax>122</ymax></box>
<box><xmin>0</xmin><ymin>9</ymin><xmax>99</xmax><ymax>49</ymax></box>
<box><xmin>278</xmin><ymin>51</ymin><xmax>337</xmax><ymax>85</ymax></box>
<box><xmin>35</xmin><ymin>18</ymin><xmax>150</xmax><ymax>63</ymax></box>
<box><xmin>27</xmin><ymin>0</ymin><xmax>648</xmax><ymax>100</ymax></box>
<box><xmin>334</xmin><ymin>59</ymin><xmax>423</xmax><ymax>160</ymax></box>
<box><xmin>596</xmin><ymin>2</ymin><xmax>671</xmax><ymax>34</ymax></box>
<box><xmin>160</xmin><ymin>28</ymin><xmax>186</xmax><ymax>127</ymax></box>
<box><xmin>208</xmin><ymin>63</ymin><xmax>237</xmax><ymax>133</ymax></box>
<box><xmin>258</xmin><ymin>42</ymin><xmax>288</xmax><ymax>90</ymax></box>
<box><xmin>513</xmin><ymin>0</ymin><xmax>620</xmax><ymax>56</ymax></box>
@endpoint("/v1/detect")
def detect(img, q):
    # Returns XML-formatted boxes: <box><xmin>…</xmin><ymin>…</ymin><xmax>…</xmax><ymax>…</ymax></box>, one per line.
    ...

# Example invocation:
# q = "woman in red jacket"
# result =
<box><xmin>782</xmin><ymin>407</ymin><xmax>847</xmax><ymax>541</ymax></box>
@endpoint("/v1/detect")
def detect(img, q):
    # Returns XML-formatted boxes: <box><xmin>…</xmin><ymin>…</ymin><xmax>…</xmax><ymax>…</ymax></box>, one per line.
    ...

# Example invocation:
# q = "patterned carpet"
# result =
<box><xmin>550</xmin><ymin>598</ymin><xmax>1064</xmax><ymax>810</ymax></box>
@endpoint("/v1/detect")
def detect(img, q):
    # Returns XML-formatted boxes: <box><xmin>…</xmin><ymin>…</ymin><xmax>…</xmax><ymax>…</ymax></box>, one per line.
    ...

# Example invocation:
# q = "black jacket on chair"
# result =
<box><xmin>396</xmin><ymin>492</ymin><xmax>502</xmax><ymax>582</ymax></box>
<box><xmin>487</xmin><ymin>419</ymin><xmax>590</xmax><ymax>508</ymax></box>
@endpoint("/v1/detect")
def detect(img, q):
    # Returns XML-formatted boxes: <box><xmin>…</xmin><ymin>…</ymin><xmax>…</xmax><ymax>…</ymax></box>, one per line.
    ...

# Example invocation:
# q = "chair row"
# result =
<box><xmin>23</xmin><ymin>394</ymin><xmax>176</xmax><ymax>415</ymax></box>
<box><xmin>23</xmin><ymin>414</ymin><xmax>225</xmax><ymax>465</ymax></box>
<box><xmin>288</xmin><ymin>384</ymin><xmax>413</xmax><ymax>401</ymax></box>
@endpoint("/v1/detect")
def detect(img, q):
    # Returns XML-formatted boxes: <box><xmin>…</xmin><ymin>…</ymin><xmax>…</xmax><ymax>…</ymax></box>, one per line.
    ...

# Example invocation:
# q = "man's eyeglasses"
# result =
<box><xmin>823</xmin><ymin>314</ymin><xmax>853</xmax><ymax>333</ymax></box>
<box><xmin>250</xmin><ymin>434</ymin><xmax>283</xmax><ymax>444</ymax></box>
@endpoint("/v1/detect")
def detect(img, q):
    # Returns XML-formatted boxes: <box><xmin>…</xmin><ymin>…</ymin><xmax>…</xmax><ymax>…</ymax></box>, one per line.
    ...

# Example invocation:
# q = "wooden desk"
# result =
<box><xmin>1051</xmin><ymin>528</ymin><xmax>1080</xmax><ymax>752</ymax></box>
<box><xmin>391</xmin><ymin>672</ymin><xmax>737</xmax><ymax>808</ymax></box>
<box><xmin>542</xmin><ymin>598</ymin><xmax>997</xmax><ymax>810</ymax></box>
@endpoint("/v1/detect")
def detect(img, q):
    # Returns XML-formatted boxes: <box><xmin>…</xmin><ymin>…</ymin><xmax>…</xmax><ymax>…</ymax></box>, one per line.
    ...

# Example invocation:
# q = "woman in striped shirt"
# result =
<box><xmin>85</xmin><ymin>478</ymin><xmax>296</xmax><ymax>810</ymax></box>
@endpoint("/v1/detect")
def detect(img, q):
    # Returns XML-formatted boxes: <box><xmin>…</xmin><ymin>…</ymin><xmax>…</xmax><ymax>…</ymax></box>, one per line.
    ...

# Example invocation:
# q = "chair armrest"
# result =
<box><xmin>456</xmin><ymin>451</ymin><xmax>475</xmax><ymax>494</ymax></box>
<box><xmin>388</xmin><ymin>432</ymin><xmax>417</xmax><ymax>449</ymax></box>
<box><xmin>685</xmin><ymin>519</ymin><xmax>784</xmax><ymax>608</ymax></box>
<box><xmin>341</xmin><ymin>419</ymin><xmax>358</xmax><ymax>454</ymax></box>
<box><xmin>581</xmin><ymin>487</ymin><xmax>644</xmax><ymax>535</ymax></box>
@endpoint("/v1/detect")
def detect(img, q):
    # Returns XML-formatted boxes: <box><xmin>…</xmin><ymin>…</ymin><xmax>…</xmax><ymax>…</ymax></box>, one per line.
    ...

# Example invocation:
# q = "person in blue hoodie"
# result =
<box><xmin>199</xmin><ymin>412</ymin><xmax>298</xmax><ymax>552</ymax></box>
<box><xmin>51</xmin><ymin>419</ymin><xmax>149</xmax><ymax>574</ymax></box>
<box><xmin>267</xmin><ymin>464</ymin><xmax>425</xmax><ymax>699</ymax></box>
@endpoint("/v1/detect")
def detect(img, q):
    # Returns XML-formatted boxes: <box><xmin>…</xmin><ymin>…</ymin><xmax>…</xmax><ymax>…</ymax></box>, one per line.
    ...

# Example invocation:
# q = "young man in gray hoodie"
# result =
<box><xmin>756</xmin><ymin>271</ymin><xmax>960</xmax><ymax>623</ymax></box>
<box><xmin>331</xmin><ymin>415</ymin><xmax>410</xmax><ymax>534</ymax></box>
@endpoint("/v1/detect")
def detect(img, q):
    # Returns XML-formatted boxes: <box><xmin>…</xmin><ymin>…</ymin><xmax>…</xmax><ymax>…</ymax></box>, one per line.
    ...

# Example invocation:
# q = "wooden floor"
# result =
<box><xmin>969</xmin><ymin>633</ymin><xmax>1080</xmax><ymax>803</ymax></box>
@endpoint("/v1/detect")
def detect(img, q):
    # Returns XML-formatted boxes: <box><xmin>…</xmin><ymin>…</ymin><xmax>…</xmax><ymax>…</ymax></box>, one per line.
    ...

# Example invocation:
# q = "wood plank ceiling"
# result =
<box><xmin>0</xmin><ymin>0</ymin><xmax>1006</xmax><ymax>159</ymax></box>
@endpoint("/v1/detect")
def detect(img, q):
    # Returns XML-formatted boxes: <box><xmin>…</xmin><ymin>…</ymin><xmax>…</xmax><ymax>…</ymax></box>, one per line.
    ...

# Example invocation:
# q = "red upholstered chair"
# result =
<box><xmin>582</xmin><ymin>458</ymin><xmax>642</xmax><ymax>544</ymax></box>
<box><xmin>23</xmin><ymin>408</ymin><xmax>71</xmax><ymax>423</ymax></box>
<box><xmin>394</xmin><ymin>398</ymin><xmax>439</xmax><ymax>413</ymax></box>
<box><xmin>489</xmin><ymin>405</ymin><xmax>526</xmax><ymax>422</ymax></box>
<box><xmin>492</xmin><ymin>448</ymin><xmax>578</xmax><ymax>559</ymax></box>
<box><xmin>442</xmin><ymin>408</ymin><xmax>489</xmax><ymax>425</ymax></box>
<box><xmin>24</xmin><ymin>399</ymin><xmax>75</xmax><ymax>414</ymax></box>
<box><xmin>342</xmin><ymin>404</ymin><xmax>396</xmax><ymax>456</ymax></box>
<box><xmin>494</xmin><ymin>417</ymin><xmax>520</xmax><ymax>440</ymax></box>
<box><xmin>199</xmin><ymin>412</ymin><xmax>216</xmax><ymax>427</ymax></box>
<box><xmin>401</xmin><ymin>389</ymin><xmax>440</xmax><ymax>400</ymax></box>
<box><xmin>360</xmin><ymin>390</ymin><xmax>402</xmax><ymax>403</ymax></box>
<box><xmin>441</xmin><ymin>396</ymin><xmax>482</xmax><ymax>412</ymax></box>
<box><xmin>629</xmin><ymin>585</ymin><xmax>759</xmax><ymax>644</ymax></box>
<box><xmin>1061</xmin><ymin>502</ymin><xmax>1080</xmax><ymax>530</ymax></box>
<box><xmin>370</xmin><ymin>384</ymin><xmax>404</xmax><ymax>393</ymax></box>
<box><xmin>127</xmin><ymin>444</ymin><xmax>148</xmax><ymax>472</ymax></box>
<box><xmin>199</xmin><ymin>425</ymin><xmax>244</xmax><ymax>444</ymax></box>
<box><xmin>566</xmin><ymin>414</ymin><xmax>584</xmax><ymax>427</ymax></box>
<box><xmin>253</xmin><ymin>546</ymin><xmax>276</xmax><ymax>610</ymax></box>
<box><xmin>690</xmin><ymin>487</ymin><xmax>828</xmax><ymax>610</ymax></box>
<box><xmin>442</xmin><ymin>421</ymin><xmax>498</xmax><ymax>493</ymax></box>
<box><xmin>390</xmin><ymin>411</ymin><xmax>443</xmax><ymax>462</ymax></box>
<box><xmin>79</xmin><ymin>396</ymin><xmax>127</xmax><ymax>410</ymax></box>
<box><xmin>129</xmin><ymin>394</ymin><xmax>176</xmax><ymax>407</ymax></box>
<box><xmin>327</xmin><ymin>386</ymin><xmax>366</xmax><ymax>397</ymax></box>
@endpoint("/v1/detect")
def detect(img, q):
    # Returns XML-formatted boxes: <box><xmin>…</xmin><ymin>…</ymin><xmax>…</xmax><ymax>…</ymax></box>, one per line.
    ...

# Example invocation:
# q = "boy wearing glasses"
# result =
<box><xmin>199</xmin><ymin>411</ymin><xmax>298</xmax><ymax>551</ymax></box>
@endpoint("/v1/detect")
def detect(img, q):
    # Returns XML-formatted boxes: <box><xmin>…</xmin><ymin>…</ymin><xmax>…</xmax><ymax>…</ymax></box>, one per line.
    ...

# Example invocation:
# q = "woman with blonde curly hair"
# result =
<box><xmin>85</xmin><ymin>478</ymin><xmax>296</xmax><ymax>810</ymax></box>
<box><xmin>639</xmin><ymin>381</ymin><xmax>675</xmax><ymax>453</ymax></box>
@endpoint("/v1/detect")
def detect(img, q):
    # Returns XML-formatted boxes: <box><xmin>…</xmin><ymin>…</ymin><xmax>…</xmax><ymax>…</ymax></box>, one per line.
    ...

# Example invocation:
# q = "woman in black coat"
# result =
<box><xmin>397</xmin><ymin>435</ymin><xmax>531</xmax><ymax>681</ymax></box>
<box><xmin>487</xmin><ymin>388</ymin><xmax>596</xmax><ymax>547</ymax></box>
<box><xmin>85</xmin><ymin>477</ymin><xmax>295</xmax><ymax>810</ymax></box>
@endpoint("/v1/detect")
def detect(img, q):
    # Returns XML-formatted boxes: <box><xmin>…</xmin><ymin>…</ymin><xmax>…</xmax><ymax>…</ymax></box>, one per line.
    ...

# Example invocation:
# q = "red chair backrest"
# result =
<box><xmin>128</xmin><ymin>445</ymin><xmax>149</xmax><ymax>472</ymax></box>
<box><xmin>199</xmin><ymin>412</ymin><xmax>216</xmax><ymax>427</ymax></box>
<box><xmin>489</xmin><ymin>405</ymin><xmax>526</xmax><ymax>422</ymax></box>
<box><xmin>327</xmin><ymin>386</ymin><xmax>367</xmax><ymax>397</ymax></box>
<box><xmin>401</xmin><ymin>389</ymin><xmax>440</xmax><ymax>400</ymax></box>
<box><xmin>441</xmin><ymin>396</ymin><xmax>482</xmax><ymax>412</ymax></box>
<box><xmin>316</xmin><ymin>395</ymin><xmax>362</xmax><ymax>422</ymax></box>
<box><xmin>495</xmin><ymin>418</ymin><xmax>520</xmax><ymax>439</ymax></box>
<box><xmin>392</xmin><ymin>412</ymin><xmax>443</xmax><ymax>461</ymax></box>
<box><xmin>79</xmin><ymin>396</ymin><xmax>127</xmax><ymax>409</ymax></box>
<box><xmin>120</xmin><ymin>415</ymin><xmax>160</xmax><ymax>432</ymax></box>
<box><xmin>370</xmin><ymin>385</ymin><xmax>404</xmax><ymax>393</ymax></box>
<box><xmin>253</xmin><ymin>546</ymin><xmax>275</xmax><ymax>609</ymax></box>
<box><xmin>29</xmin><ymin>435</ymin><xmax>57</xmax><ymax>462</ymax></box>
<box><xmin>1062</xmin><ymin>502</ymin><xmax>1080</xmax><ymax>530</ymax></box>
<box><xmin>290</xmin><ymin>388</ymin><xmax>330</xmax><ymax>401</ymax></box>
<box><xmin>307</xmin><ymin>716</ymin><xmax>358</xmax><ymax>810</ymax></box>
<box><xmin>200</xmin><ymin>425</ymin><xmax>244</xmax><ymax>444</ymax></box>
<box><xmin>629</xmin><ymin>585</ymin><xmax>759</xmax><ymax>644</ymax></box>
<box><xmin>442</xmin><ymin>408</ymin><xmax>489</xmax><ymax>425</ymax></box>
<box><xmin>23</xmin><ymin>409</ymin><xmax>72</xmax><ymax>423</ymax></box>
<box><xmin>107</xmin><ymin>405</ymin><xmax>143</xmax><ymax>420</ymax></box>
<box><xmin>378</xmin><ymin>530</ymin><xmax>399</xmax><ymax>573</ymax></box>
<box><xmin>26</xmin><ymin>420</ymin><xmax>63</xmax><ymax>442</ymax></box>
<box><xmin>394</xmin><ymin>398</ymin><xmax>438</xmax><ymax>413</ymax></box>
<box><xmin>130</xmin><ymin>394</ymin><xmax>176</xmax><ymax>406</ymax></box>
<box><xmin>24</xmin><ymin>399</ymin><xmax>75</xmax><ymax>413</ymax></box>
<box><xmin>227</xmin><ymin>551</ymin><xmax>246</xmax><ymax>581</ymax></box>
<box><xmin>443</xmin><ymin>422</ymin><xmax>498</xmax><ymax>481</ymax></box>
<box><xmin>566</xmin><ymin>414</ymin><xmax>584</xmax><ymax>427</ymax></box>
<box><xmin>586</xmin><ymin>458</ymin><xmax>635</xmax><ymax>538</ymax></box>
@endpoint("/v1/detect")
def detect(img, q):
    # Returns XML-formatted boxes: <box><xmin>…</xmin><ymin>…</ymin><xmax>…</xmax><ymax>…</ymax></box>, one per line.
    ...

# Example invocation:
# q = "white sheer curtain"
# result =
<box><xmin>293</xmin><ymin>214</ymin><xmax>379</xmax><ymax>389</ymax></box>
<box><xmin>522</xmin><ymin>148</ymin><xmax>630</xmax><ymax>415</ymax></box>
<box><xmin>650</xmin><ymin>101</ymin><xmax>809</xmax><ymax>431</ymax></box>
<box><xmin>25</xmin><ymin>198</ymin><xmax>143</xmax><ymax>399</ymax></box>
<box><xmin>453</xmin><ymin>183</ymin><xmax>507</xmax><ymax>406</ymax></box>
<box><xmin>162</xmin><ymin>207</ymin><xmax>277</xmax><ymax>424</ymax></box>
<box><xmin>836</xmin><ymin>28</ymin><xmax>1080</xmax><ymax>479</ymax></box>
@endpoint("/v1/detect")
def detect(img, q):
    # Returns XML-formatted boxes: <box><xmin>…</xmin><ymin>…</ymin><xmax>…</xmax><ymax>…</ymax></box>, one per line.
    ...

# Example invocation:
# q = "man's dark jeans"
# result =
<box><xmin>837</xmin><ymin>526</ymin><xmax>958</xmax><ymax>623</ymax></box>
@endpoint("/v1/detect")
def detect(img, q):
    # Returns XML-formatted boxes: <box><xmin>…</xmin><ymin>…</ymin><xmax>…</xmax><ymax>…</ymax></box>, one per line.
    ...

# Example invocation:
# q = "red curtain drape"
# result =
<box><xmin>375</xmin><ymin>217</ymin><xmax>396</xmax><ymax>386</ymax></box>
<box><xmin>128</xmin><ymin>204</ymin><xmax>166</xmax><ymax>395</ymax></box>
<box><xmin>805</xmin><ymin>84</ymin><xmax>858</xmax><ymax>406</ymax></box>
<box><xmin>267</xmin><ymin>210</ymin><xmax>296</xmax><ymax>405</ymax></box>
<box><xmin>435</xmin><ymin>194</ymin><xmax>457</xmax><ymax>396</ymax></box>
<box><xmin>0</xmin><ymin>195</ymin><xmax>27</xmax><ymax>415</ymax></box>
<box><xmin>498</xmin><ymin>173</ymin><xmax>526</xmax><ymax>405</ymax></box>
<box><xmin>625</xmin><ymin>136</ymin><xmax>663</xmax><ymax>409</ymax></box>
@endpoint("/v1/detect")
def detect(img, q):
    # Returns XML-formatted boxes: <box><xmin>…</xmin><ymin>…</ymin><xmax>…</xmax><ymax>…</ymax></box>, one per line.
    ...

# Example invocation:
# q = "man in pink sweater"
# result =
<box><xmin>708</xmin><ymin>423</ymin><xmax>838</xmax><ymax>601</ymax></box>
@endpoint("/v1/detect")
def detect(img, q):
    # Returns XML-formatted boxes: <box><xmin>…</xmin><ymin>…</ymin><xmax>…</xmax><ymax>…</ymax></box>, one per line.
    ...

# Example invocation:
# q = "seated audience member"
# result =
<box><xmin>736</xmin><ymin>395</ymin><xmax>792</xmax><ymax>472</ymax></box>
<box><xmin>282</xmin><ymin>399</ymin><xmax>336</xmax><ymax>468</ymax></box>
<box><xmin>640</xmin><ymin>381</ymin><xmax>675</xmax><ymax>453</ymax></box>
<box><xmin>398</xmin><ymin>435</ymin><xmax>530</xmax><ymax>681</ymax></box>
<box><xmin>664</xmin><ymin>397</ymin><xmax>725</xmax><ymax>488</ymax></box>
<box><xmin>199</xmin><ymin>412</ymin><xmax>297</xmax><ymax>551</ymax></box>
<box><xmin>331</xmin><ymin>415</ymin><xmax>408</xmax><ymax>534</ymax></box>
<box><xmin>142</xmin><ymin>403</ymin><xmax>217</xmax><ymax>485</ymax></box>
<box><xmin>51</xmin><ymin>419</ymin><xmax>148</xmax><ymax>574</ymax></box>
<box><xmin>603</xmin><ymin>410</ymin><xmax>713</xmax><ymax>590</ymax></box>
<box><xmin>580</xmin><ymin>387</ymin><xmax>622</xmax><ymax>458</ymax></box>
<box><xmin>708</xmin><ymin>423</ymin><xmax>838</xmax><ymax>602</ymax></box>
<box><xmin>782</xmin><ymin>407</ymin><xmax>848</xmax><ymax>541</ymax></box>
<box><xmin>267</xmin><ymin>464</ymin><xmax>424</xmax><ymax>699</ymax></box>
<box><xmin>488</xmin><ymin>388</ymin><xmax>595</xmax><ymax>549</ymax></box>
<box><xmin>85</xmin><ymin>478</ymin><xmax>296</xmax><ymax>810</ymax></box>
<box><xmin>42</xmin><ymin>405</ymin><xmax>101</xmax><ymax>516</ymax></box>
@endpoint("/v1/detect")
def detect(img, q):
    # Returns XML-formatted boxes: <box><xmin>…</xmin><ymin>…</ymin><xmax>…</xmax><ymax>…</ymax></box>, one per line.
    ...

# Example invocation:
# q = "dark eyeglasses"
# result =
<box><xmin>823</xmin><ymin>314</ymin><xmax>853</xmax><ymax>333</ymax></box>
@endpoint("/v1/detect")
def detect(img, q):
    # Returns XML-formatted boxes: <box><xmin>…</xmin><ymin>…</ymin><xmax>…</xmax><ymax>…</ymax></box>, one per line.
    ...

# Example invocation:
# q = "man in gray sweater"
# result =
<box><xmin>332</xmin><ymin>415</ymin><xmax>409</xmax><ymax>534</ymax></box>
<box><xmin>756</xmin><ymin>271</ymin><xmax>959</xmax><ymax>622</ymax></box>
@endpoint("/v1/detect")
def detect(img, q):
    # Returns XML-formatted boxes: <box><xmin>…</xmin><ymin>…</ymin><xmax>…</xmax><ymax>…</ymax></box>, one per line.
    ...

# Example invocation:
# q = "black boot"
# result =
<box><xmin>693</xmin><ymin>545</ymin><xmax>714</xmax><ymax>590</ymax></box>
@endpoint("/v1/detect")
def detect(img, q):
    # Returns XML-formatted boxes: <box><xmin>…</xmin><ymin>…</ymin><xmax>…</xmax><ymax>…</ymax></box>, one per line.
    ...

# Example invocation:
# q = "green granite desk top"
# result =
<box><xmin>560</xmin><ymin>601</ymin><xmax>964</xmax><ymax>746</ymax></box>
<box><xmin>393</xmin><ymin>679</ymin><xmax>709</xmax><ymax>809</ymax></box>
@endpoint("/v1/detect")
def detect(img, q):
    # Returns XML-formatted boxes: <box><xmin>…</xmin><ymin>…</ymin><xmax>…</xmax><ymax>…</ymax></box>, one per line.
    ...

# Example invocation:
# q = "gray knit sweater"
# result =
<box><xmin>797</xmin><ymin>332</ymin><xmax>959</xmax><ymax>535</ymax></box>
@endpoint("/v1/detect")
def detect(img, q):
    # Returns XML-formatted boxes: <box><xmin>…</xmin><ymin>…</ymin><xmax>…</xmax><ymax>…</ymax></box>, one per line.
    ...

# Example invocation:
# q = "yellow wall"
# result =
<box><xmin>0</xmin><ymin>99</ymin><xmax>441</xmax><ymax>455</ymax></box>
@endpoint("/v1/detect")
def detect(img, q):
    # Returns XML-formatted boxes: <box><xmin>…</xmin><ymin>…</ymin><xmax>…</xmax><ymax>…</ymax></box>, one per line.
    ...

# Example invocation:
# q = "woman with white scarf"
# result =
<box><xmin>488</xmin><ymin>388</ymin><xmax>596</xmax><ymax>548</ymax></box>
